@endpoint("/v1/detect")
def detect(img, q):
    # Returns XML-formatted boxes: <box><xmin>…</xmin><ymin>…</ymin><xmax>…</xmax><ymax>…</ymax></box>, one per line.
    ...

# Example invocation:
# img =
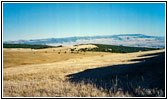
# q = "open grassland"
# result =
<box><xmin>3</xmin><ymin>45</ymin><xmax>165</xmax><ymax>97</ymax></box>
<box><xmin>3</xmin><ymin>44</ymin><xmax>101</xmax><ymax>68</ymax></box>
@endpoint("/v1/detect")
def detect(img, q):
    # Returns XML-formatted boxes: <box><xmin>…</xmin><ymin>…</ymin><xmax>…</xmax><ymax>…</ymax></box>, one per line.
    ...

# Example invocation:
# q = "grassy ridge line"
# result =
<box><xmin>3</xmin><ymin>44</ymin><xmax>56</xmax><ymax>49</ymax></box>
<box><xmin>79</xmin><ymin>44</ymin><xmax>160</xmax><ymax>53</ymax></box>
<box><xmin>4</xmin><ymin>43</ymin><xmax>160</xmax><ymax>53</ymax></box>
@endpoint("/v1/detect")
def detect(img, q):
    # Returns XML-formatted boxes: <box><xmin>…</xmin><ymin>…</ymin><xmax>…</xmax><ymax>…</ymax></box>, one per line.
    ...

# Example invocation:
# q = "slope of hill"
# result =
<box><xmin>79</xmin><ymin>44</ymin><xmax>159</xmax><ymax>53</ymax></box>
<box><xmin>3</xmin><ymin>44</ymin><xmax>56</xmax><ymax>49</ymax></box>
<box><xmin>3</xmin><ymin>34</ymin><xmax>165</xmax><ymax>48</ymax></box>
<box><xmin>3</xmin><ymin>48</ymin><xmax>165</xmax><ymax>97</ymax></box>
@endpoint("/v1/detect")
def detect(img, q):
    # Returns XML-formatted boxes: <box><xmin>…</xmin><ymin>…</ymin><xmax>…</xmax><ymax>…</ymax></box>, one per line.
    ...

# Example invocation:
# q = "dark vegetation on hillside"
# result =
<box><xmin>3</xmin><ymin>44</ymin><xmax>56</xmax><ymax>49</ymax></box>
<box><xmin>79</xmin><ymin>44</ymin><xmax>160</xmax><ymax>53</ymax></box>
<box><xmin>67</xmin><ymin>52</ymin><xmax>165</xmax><ymax>97</ymax></box>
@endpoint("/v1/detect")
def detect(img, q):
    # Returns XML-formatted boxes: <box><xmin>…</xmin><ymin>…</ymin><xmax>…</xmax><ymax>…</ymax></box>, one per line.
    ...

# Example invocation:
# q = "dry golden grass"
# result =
<box><xmin>3</xmin><ymin>46</ymin><xmax>165</xmax><ymax>97</ymax></box>
<box><xmin>3</xmin><ymin>45</ymin><xmax>105</xmax><ymax>68</ymax></box>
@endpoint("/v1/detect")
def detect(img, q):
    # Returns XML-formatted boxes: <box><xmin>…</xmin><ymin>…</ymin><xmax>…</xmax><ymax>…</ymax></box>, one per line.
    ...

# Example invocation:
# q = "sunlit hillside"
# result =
<box><xmin>3</xmin><ymin>44</ymin><xmax>165</xmax><ymax>97</ymax></box>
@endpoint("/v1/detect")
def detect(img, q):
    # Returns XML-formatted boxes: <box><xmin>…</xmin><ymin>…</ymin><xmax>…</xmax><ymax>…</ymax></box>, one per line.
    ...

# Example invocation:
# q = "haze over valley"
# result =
<box><xmin>4</xmin><ymin>34</ymin><xmax>165</xmax><ymax>48</ymax></box>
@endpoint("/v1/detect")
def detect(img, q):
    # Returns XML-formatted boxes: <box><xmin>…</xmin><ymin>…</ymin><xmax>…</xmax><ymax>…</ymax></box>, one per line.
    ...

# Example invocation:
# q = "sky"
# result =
<box><xmin>3</xmin><ymin>3</ymin><xmax>165</xmax><ymax>41</ymax></box>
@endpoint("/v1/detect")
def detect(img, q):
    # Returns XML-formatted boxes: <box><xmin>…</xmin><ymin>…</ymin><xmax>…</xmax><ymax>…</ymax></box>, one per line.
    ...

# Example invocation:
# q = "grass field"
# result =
<box><xmin>3</xmin><ymin>48</ymin><xmax>105</xmax><ymax>68</ymax></box>
<box><xmin>3</xmin><ymin>44</ymin><xmax>165</xmax><ymax>97</ymax></box>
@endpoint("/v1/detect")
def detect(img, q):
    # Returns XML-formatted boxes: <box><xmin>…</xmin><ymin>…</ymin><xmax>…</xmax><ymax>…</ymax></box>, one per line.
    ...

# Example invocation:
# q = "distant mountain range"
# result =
<box><xmin>3</xmin><ymin>34</ymin><xmax>165</xmax><ymax>48</ymax></box>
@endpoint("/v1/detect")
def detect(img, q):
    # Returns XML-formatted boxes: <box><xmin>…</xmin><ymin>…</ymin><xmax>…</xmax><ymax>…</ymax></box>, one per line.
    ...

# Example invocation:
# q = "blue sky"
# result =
<box><xmin>3</xmin><ymin>3</ymin><xmax>165</xmax><ymax>41</ymax></box>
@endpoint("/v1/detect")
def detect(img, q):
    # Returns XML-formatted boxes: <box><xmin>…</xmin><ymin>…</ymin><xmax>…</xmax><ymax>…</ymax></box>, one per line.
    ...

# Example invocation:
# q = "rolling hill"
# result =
<box><xmin>3</xmin><ymin>43</ymin><xmax>160</xmax><ymax>53</ymax></box>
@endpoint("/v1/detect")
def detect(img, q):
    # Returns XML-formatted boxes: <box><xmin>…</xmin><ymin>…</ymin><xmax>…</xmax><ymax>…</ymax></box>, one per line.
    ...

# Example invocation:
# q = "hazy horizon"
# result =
<box><xmin>3</xmin><ymin>3</ymin><xmax>165</xmax><ymax>41</ymax></box>
<box><xmin>3</xmin><ymin>33</ymin><xmax>165</xmax><ymax>42</ymax></box>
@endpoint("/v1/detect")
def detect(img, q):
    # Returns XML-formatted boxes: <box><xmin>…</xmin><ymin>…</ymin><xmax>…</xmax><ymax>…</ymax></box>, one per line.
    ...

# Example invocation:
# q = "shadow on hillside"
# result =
<box><xmin>67</xmin><ymin>52</ymin><xmax>165</xmax><ymax>97</ymax></box>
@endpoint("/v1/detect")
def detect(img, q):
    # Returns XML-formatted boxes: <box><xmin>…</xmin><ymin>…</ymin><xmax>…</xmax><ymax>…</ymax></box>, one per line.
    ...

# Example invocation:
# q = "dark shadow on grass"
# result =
<box><xmin>67</xmin><ymin>52</ymin><xmax>165</xmax><ymax>97</ymax></box>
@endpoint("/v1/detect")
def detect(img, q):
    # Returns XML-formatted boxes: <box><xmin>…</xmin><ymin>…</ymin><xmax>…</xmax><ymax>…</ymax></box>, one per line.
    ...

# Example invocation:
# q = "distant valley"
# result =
<box><xmin>4</xmin><ymin>34</ymin><xmax>165</xmax><ymax>48</ymax></box>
